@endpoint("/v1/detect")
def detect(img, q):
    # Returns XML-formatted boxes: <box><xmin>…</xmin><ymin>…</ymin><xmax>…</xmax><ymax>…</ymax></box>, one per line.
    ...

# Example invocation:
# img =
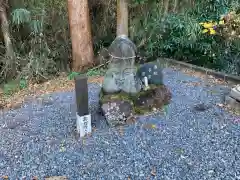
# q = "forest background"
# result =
<box><xmin>0</xmin><ymin>0</ymin><xmax>239</xmax><ymax>94</ymax></box>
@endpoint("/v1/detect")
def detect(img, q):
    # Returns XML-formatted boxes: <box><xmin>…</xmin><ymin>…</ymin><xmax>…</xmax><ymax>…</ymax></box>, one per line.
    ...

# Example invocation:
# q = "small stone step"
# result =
<box><xmin>230</xmin><ymin>85</ymin><xmax>240</xmax><ymax>101</ymax></box>
<box><xmin>225</xmin><ymin>95</ymin><xmax>240</xmax><ymax>112</ymax></box>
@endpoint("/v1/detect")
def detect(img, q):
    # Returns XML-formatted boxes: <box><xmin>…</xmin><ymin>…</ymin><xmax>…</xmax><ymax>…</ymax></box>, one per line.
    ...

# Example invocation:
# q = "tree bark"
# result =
<box><xmin>0</xmin><ymin>0</ymin><xmax>16</xmax><ymax>77</ymax></box>
<box><xmin>173</xmin><ymin>0</ymin><xmax>179</xmax><ymax>13</ymax></box>
<box><xmin>163</xmin><ymin>0</ymin><xmax>170</xmax><ymax>17</ymax></box>
<box><xmin>67</xmin><ymin>0</ymin><xmax>94</xmax><ymax>72</ymax></box>
<box><xmin>117</xmin><ymin>0</ymin><xmax>128</xmax><ymax>36</ymax></box>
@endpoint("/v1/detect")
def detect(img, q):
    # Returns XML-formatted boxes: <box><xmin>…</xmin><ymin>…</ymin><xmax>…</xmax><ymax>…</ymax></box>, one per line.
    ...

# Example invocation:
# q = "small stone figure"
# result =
<box><xmin>137</xmin><ymin>62</ymin><xmax>163</xmax><ymax>85</ymax></box>
<box><xmin>102</xmin><ymin>70</ymin><xmax>121</xmax><ymax>94</ymax></box>
<box><xmin>122</xmin><ymin>73</ymin><xmax>142</xmax><ymax>94</ymax></box>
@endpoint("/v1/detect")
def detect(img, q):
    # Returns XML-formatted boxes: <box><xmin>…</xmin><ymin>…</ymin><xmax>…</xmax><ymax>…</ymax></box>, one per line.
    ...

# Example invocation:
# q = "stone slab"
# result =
<box><xmin>225</xmin><ymin>95</ymin><xmax>240</xmax><ymax>112</ymax></box>
<box><xmin>229</xmin><ymin>85</ymin><xmax>240</xmax><ymax>101</ymax></box>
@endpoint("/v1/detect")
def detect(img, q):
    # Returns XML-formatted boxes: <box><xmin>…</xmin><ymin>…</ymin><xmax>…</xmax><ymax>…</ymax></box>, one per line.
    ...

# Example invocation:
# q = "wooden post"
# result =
<box><xmin>117</xmin><ymin>0</ymin><xmax>128</xmax><ymax>36</ymax></box>
<box><xmin>67</xmin><ymin>0</ymin><xmax>94</xmax><ymax>72</ymax></box>
<box><xmin>74</xmin><ymin>75</ymin><xmax>91</xmax><ymax>137</ymax></box>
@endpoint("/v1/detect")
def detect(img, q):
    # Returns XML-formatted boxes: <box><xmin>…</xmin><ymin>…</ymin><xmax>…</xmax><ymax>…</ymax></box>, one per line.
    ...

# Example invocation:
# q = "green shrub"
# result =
<box><xmin>130</xmin><ymin>0</ymin><xmax>240</xmax><ymax>73</ymax></box>
<box><xmin>1</xmin><ymin>0</ymin><xmax>240</xmax><ymax>85</ymax></box>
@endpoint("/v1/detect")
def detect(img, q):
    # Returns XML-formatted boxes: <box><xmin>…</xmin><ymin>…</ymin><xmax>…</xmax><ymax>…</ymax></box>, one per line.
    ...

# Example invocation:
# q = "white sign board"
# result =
<box><xmin>76</xmin><ymin>113</ymin><xmax>92</xmax><ymax>137</ymax></box>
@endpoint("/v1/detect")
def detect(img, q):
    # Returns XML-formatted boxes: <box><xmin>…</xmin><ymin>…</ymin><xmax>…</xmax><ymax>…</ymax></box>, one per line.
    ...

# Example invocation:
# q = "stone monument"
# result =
<box><xmin>99</xmin><ymin>36</ymin><xmax>172</xmax><ymax>126</ymax></box>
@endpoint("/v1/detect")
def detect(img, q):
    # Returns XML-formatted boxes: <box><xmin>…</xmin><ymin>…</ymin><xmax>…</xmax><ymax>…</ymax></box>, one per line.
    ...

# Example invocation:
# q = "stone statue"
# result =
<box><xmin>122</xmin><ymin>72</ymin><xmax>142</xmax><ymax>94</ymax></box>
<box><xmin>102</xmin><ymin>70</ymin><xmax>121</xmax><ymax>94</ymax></box>
<box><xmin>102</xmin><ymin>36</ymin><xmax>142</xmax><ymax>95</ymax></box>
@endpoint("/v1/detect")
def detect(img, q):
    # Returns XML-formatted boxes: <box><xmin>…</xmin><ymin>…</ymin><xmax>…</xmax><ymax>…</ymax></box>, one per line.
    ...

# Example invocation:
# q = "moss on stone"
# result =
<box><xmin>99</xmin><ymin>88</ymin><xmax>133</xmax><ymax>105</ymax></box>
<box><xmin>99</xmin><ymin>83</ymin><xmax>169</xmax><ymax>116</ymax></box>
<box><xmin>134</xmin><ymin>106</ymin><xmax>152</xmax><ymax>115</ymax></box>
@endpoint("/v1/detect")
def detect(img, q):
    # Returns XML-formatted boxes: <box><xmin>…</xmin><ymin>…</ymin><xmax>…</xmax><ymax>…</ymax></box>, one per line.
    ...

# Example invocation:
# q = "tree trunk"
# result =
<box><xmin>163</xmin><ymin>0</ymin><xmax>170</xmax><ymax>17</ymax></box>
<box><xmin>67</xmin><ymin>0</ymin><xmax>94</xmax><ymax>72</ymax></box>
<box><xmin>0</xmin><ymin>0</ymin><xmax>16</xmax><ymax>78</ymax></box>
<box><xmin>117</xmin><ymin>0</ymin><xmax>128</xmax><ymax>36</ymax></box>
<box><xmin>173</xmin><ymin>0</ymin><xmax>179</xmax><ymax>13</ymax></box>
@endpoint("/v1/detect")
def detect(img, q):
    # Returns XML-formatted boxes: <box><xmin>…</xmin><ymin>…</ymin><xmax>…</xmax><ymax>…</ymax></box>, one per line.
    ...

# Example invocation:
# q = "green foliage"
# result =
<box><xmin>11</xmin><ymin>8</ymin><xmax>31</xmax><ymax>25</ymax></box>
<box><xmin>67</xmin><ymin>72</ymin><xmax>80</xmax><ymax>80</ymax></box>
<box><xmin>3</xmin><ymin>78</ymin><xmax>28</xmax><ymax>96</ymax></box>
<box><xmin>1</xmin><ymin>0</ymin><xmax>240</xmax><ymax>87</ymax></box>
<box><xmin>130</xmin><ymin>0</ymin><xmax>240</xmax><ymax>73</ymax></box>
<box><xmin>19</xmin><ymin>78</ymin><xmax>27</xmax><ymax>90</ymax></box>
<box><xmin>3</xmin><ymin>81</ymin><xmax>19</xmax><ymax>96</ymax></box>
<box><xmin>0</xmin><ymin>0</ymin><xmax>70</xmax><ymax>84</ymax></box>
<box><xmin>67</xmin><ymin>68</ymin><xmax>105</xmax><ymax>81</ymax></box>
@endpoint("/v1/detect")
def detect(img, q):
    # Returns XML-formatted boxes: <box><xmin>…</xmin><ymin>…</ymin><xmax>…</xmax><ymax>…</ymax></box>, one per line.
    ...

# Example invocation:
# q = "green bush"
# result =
<box><xmin>130</xmin><ymin>0</ymin><xmax>240</xmax><ymax>73</ymax></box>
<box><xmin>1</xmin><ymin>0</ymin><xmax>240</xmax><ymax>85</ymax></box>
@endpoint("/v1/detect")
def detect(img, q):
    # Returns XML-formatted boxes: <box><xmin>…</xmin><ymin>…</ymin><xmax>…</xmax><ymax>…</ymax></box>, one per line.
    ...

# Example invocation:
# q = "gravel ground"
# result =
<box><xmin>0</xmin><ymin>68</ymin><xmax>240</xmax><ymax>179</ymax></box>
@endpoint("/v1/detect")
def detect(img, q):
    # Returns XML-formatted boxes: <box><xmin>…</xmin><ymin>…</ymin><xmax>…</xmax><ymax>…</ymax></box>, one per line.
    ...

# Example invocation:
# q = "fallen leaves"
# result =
<box><xmin>142</xmin><ymin>123</ymin><xmax>160</xmax><ymax>130</ymax></box>
<box><xmin>0</xmin><ymin>75</ymin><xmax>104</xmax><ymax>110</ymax></box>
<box><xmin>171</xmin><ymin>64</ymin><xmax>233</xmax><ymax>86</ymax></box>
<box><xmin>126</xmin><ymin>116</ymin><xmax>136</xmax><ymax>125</ymax></box>
<box><xmin>1</xmin><ymin>175</ymin><xmax>68</xmax><ymax>180</ymax></box>
<box><xmin>59</xmin><ymin>140</ymin><xmax>66</xmax><ymax>152</ymax></box>
<box><xmin>1</xmin><ymin>176</ymin><xmax>9</xmax><ymax>179</ymax></box>
<box><xmin>182</xmin><ymin>81</ymin><xmax>201</xmax><ymax>86</ymax></box>
<box><xmin>151</xmin><ymin>166</ymin><xmax>157</xmax><ymax>176</ymax></box>
<box><xmin>118</xmin><ymin>125</ymin><xmax>124</xmax><ymax>136</ymax></box>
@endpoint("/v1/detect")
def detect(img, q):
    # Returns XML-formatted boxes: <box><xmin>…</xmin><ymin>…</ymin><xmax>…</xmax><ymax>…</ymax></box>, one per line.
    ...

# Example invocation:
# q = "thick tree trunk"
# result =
<box><xmin>117</xmin><ymin>0</ymin><xmax>128</xmax><ymax>36</ymax></box>
<box><xmin>67</xmin><ymin>0</ymin><xmax>94</xmax><ymax>72</ymax></box>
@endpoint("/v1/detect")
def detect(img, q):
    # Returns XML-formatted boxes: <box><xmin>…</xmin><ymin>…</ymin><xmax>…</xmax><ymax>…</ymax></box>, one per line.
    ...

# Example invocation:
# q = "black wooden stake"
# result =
<box><xmin>75</xmin><ymin>75</ymin><xmax>89</xmax><ymax>116</ymax></box>
<box><xmin>74</xmin><ymin>75</ymin><xmax>91</xmax><ymax>137</ymax></box>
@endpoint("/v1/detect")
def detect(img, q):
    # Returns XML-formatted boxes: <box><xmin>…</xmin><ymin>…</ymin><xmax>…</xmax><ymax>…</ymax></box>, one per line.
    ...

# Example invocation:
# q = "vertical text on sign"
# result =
<box><xmin>74</xmin><ymin>75</ymin><xmax>91</xmax><ymax>137</ymax></box>
<box><xmin>76</xmin><ymin>113</ymin><xmax>91</xmax><ymax>137</ymax></box>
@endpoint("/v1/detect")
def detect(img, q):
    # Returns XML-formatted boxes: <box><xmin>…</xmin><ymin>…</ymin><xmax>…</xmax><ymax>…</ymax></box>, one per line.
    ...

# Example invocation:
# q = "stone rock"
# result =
<box><xmin>154</xmin><ymin>85</ymin><xmax>172</xmax><ymax>106</ymax></box>
<box><xmin>137</xmin><ymin>62</ymin><xmax>163</xmax><ymax>85</ymax></box>
<box><xmin>134</xmin><ymin>85</ymin><xmax>171</xmax><ymax>113</ymax></box>
<box><xmin>229</xmin><ymin>85</ymin><xmax>240</xmax><ymax>101</ymax></box>
<box><xmin>102</xmin><ymin>70</ymin><xmax>121</xmax><ymax>94</ymax></box>
<box><xmin>121</xmin><ymin>73</ymin><xmax>142</xmax><ymax>94</ymax></box>
<box><xmin>193</xmin><ymin>103</ymin><xmax>211</xmax><ymax>112</ymax></box>
<box><xmin>100</xmin><ymin>100</ymin><xmax>134</xmax><ymax>127</ymax></box>
<box><xmin>225</xmin><ymin>95</ymin><xmax>240</xmax><ymax>112</ymax></box>
<box><xmin>108</xmin><ymin>35</ymin><xmax>137</xmax><ymax>58</ymax></box>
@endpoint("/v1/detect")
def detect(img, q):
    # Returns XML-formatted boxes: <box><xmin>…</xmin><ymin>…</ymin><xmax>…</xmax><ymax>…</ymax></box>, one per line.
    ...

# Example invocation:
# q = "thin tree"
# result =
<box><xmin>0</xmin><ymin>0</ymin><xmax>16</xmax><ymax>78</ymax></box>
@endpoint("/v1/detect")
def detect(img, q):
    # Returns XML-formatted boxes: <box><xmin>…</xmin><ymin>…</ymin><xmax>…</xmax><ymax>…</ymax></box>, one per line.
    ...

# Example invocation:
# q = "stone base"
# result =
<box><xmin>225</xmin><ymin>95</ymin><xmax>240</xmax><ymax>112</ymax></box>
<box><xmin>100</xmin><ymin>100</ymin><xmax>134</xmax><ymax>127</ymax></box>
<box><xmin>99</xmin><ymin>84</ymin><xmax>172</xmax><ymax>127</ymax></box>
<box><xmin>229</xmin><ymin>85</ymin><xmax>240</xmax><ymax>101</ymax></box>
